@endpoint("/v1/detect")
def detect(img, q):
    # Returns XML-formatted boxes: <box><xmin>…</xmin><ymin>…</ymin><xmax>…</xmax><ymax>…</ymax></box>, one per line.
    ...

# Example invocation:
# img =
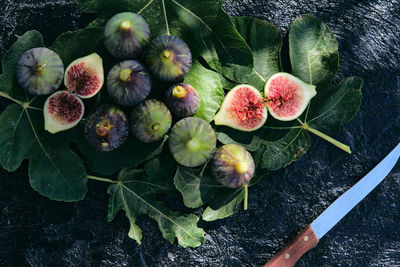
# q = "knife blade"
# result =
<box><xmin>264</xmin><ymin>142</ymin><xmax>400</xmax><ymax>267</ymax></box>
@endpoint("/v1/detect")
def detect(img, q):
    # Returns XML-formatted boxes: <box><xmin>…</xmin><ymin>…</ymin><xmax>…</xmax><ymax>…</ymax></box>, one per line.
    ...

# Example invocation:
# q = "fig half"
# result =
<box><xmin>214</xmin><ymin>84</ymin><xmax>268</xmax><ymax>131</ymax></box>
<box><xmin>64</xmin><ymin>53</ymin><xmax>104</xmax><ymax>99</ymax></box>
<box><xmin>264</xmin><ymin>72</ymin><xmax>316</xmax><ymax>121</ymax></box>
<box><xmin>103</xmin><ymin>12</ymin><xmax>150</xmax><ymax>59</ymax></box>
<box><xmin>144</xmin><ymin>35</ymin><xmax>192</xmax><ymax>82</ymax></box>
<box><xmin>107</xmin><ymin>60</ymin><xmax>152</xmax><ymax>107</ymax></box>
<box><xmin>169</xmin><ymin>117</ymin><xmax>216</xmax><ymax>167</ymax></box>
<box><xmin>130</xmin><ymin>99</ymin><xmax>172</xmax><ymax>143</ymax></box>
<box><xmin>16</xmin><ymin>47</ymin><xmax>64</xmax><ymax>95</ymax></box>
<box><xmin>44</xmin><ymin>90</ymin><xmax>84</xmax><ymax>134</ymax></box>
<box><xmin>84</xmin><ymin>105</ymin><xmax>129</xmax><ymax>152</ymax></box>
<box><xmin>164</xmin><ymin>83</ymin><xmax>200</xmax><ymax>118</ymax></box>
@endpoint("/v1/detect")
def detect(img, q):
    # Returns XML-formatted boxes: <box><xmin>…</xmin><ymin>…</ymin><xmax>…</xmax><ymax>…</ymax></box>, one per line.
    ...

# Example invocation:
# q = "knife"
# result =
<box><xmin>264</xmin><ymin>142</ymin><xmax>400</xmax><ymax>267</ymax></box>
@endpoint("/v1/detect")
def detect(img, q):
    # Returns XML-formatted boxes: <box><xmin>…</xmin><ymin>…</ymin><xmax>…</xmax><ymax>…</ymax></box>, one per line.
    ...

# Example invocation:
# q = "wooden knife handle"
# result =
<box><xmin>264</xmin><ymin>225</ymin><xmax>319</xmax><ymax>267</ymax></box>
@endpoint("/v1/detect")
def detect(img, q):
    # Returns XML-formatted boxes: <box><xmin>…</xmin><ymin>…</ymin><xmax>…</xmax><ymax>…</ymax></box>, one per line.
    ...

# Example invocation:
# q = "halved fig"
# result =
<box><xmin>264</xmin><ymin>72</ymin><xmax>316</xmax><ymax>121</ymax></box>
<box><xmin>16</xmin><ymin>47</ymin><xmax>64</xmax><ymax>95</ymax></box>
<box><xmin>214</xmin><ymin>84</ymin><xmax>267</xmax><ymax>131</ymax></box>
<box><xmin>64</xmin><ymin>53</ymin><xmax>104</xmax><ymax>99</ymax></box>
<box><xmin>164</xmin><ymin>83</ymin><xmax>200</xmax><ymax>118</ymax></box>
<box><xmin>169</xmin><ymin>117</ymin><xmax>216</xmax><ymax>167</ymax></box>
<box><xmin>143</xmin><ymin>35</ymin><xmax>192</xmax><ymax>82</ymax></box>
<box><xmin>44</xmin><ymin>90</ymin><xmax>84</xmax><ymax>134</ymax></box>
<box><xmin>107</xmin><ymin>60</ymin><xmax>152</xmax><ymax>107</ymax></box>
<box><xmin>84</xmin><ymin>105</ymin><xmax>129</xmax><ymax>152</ymax></box>
<box><xmin>103</xmin><ymin>12</ymin><xmax>150</xmax><ymax>59</ymax></box>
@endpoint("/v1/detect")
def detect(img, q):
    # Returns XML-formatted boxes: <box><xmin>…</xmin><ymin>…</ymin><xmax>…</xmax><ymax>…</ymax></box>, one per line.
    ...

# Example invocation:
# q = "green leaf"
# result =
<box><xmin>49</xmin><ymin>27</ymin><xmax>104</xmax><ymax>65</ymax></box>
<box><xmin>77</xmin><ymin>0</ymin><xmax>254</xmax><ymax>82</ymax></box>
<box><xmin>0</xmin><ymin>30</ymin><xmax>44</xmax><ymax>100</ymax></box>
<box><xmin>306</xmin><ymin>77</ymin><xmax>363</xmax><ymax>135</ymax></box>
<box><xmin>174</xmin><ymin>166</ymin><xmax>223</xmax><ymax>208</ymax></box>
<box><xmin>184</xmin><ymin>61</ymin><xmax>224</xmax><ymax>122</ymax></box>
<box><xmin>107</xmin><ymin>168</ymin><xmax>205</xmax><ymax>247</ymax></box>
<box><xmin>0</xmin><ymin>32</ymin><xmax>87</xmax><ymax>201</ymax></box>
<box><xmin>231</xmin><ymin>16</ymin><xmax>282</xmax><ymax>90</ymax></box>
<box><xmin>260</xmin><ymin>128</ymin><xmax>310</xmax><ymax>170</ymax></box>
<box><xmin>289</xmin><ymin>14</ymin><xmax>339</xmax><ymax>86</ymax></box>
<box><xmin>76</xmin><ymin>133</ymin><xmax>168</xmax><ymax>176</ymax></box>
<box><xmin>202</xmin><ymin>188</ymin><xmax>244</xmax><ymax>221</ymax></box>
<box><xmin>0</xmin><ymin>105</ymin><xmax>87</xmax><ymax>201</ymax></box>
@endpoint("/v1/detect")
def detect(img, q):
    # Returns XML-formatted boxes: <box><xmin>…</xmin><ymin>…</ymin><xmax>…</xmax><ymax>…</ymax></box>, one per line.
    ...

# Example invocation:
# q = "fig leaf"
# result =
<box><xmin>107</xmin><ymin>161</ymin><xmax>205</xmax><ymax>248</ymax></box>
<box><xmin>231</xmin><ymin>16</ymin><xmax>283</xmax><ymax>91</ymax></box>
<box><xmin>289</xmin><ymin>14</ymin><xmax>339</xmax><ymax>87</ymax></box>
<box><xmin>217</xmin><ymin>15</ymin><xmax>362</xmax><ymax>170</ymax></box>
<box><xmin>0</xmin><ymin>32</ymin><xmax>88</xmax><ymax>201</ymax></box>
<box><xmin>77</xmin><ymin>0</ymin><xmax>255</xmax><ymax>83</ymax></box>
<box><xmin>184</xmin><ymin>61</ymin><xmax>225</xmax><ymax>123</ymax></box>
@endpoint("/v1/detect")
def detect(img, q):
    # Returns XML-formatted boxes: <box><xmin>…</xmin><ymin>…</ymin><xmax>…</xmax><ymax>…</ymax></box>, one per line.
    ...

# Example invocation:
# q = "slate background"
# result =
<box><xmin>0</xmin><ymin>0</ymin><xmax>399</xmax><ymax>266</ymax></box>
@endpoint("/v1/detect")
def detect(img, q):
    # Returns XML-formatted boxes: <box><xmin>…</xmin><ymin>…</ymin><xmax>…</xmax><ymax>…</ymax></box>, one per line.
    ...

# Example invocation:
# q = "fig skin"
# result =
<box><xmin>64</xmin><ymin>53</ymin><xmax>104</xmax><ymax>99</ymax></box>
<box><xmin>44</xmin><ymin>90</ymin><xmax>84</xmax><ymax>134</ymax></box>
<box><xmin>264</xmin><ymin>72</ymin><xmax>317</xmax><ymax>121</ymax></box>
<box><xmin>164</xmin><ymin>83</ymin><xmax>200</xmax><ymax>118</ymax></box>
<box><xmin>107</xmin><ymin>60</ymin><xmax>152</xmax><ymax>107</ymax></box>
<box><xmin>16</xmin><ymin>47</ymin><xmax>64</xmax><ymax>95</ymax></box>
<box><xmin>103</xmin><ymin>12</ymin><xmax>150</xmax><ymax>59</ymax></box>
<box><xmin>130</xmin><ymin>99</ymin><xmax>172</xmax><ymax>143</ymax></box>
<box><xmin>143</xmin><ymin>35</ymin><xmax>192</xmax><ymax>82</ymax></box>
<box><xmin>84</xmin><ymin>105</ymin><xmax>129</xmax><ymax>152</ymax></box>
<box><xmin>214</xmin><ymin>84</ymin><xmax>268</xmax><ymax>132</ymax></box>
<box><xmin>212</xmin><ymin>144</ymin><xmax>255</xmax><ymax>188</ymax></box>
<box><xmin>169</xmin><ymin>117</ymin><xmax>216</xmax><ymax>167</ymax></box>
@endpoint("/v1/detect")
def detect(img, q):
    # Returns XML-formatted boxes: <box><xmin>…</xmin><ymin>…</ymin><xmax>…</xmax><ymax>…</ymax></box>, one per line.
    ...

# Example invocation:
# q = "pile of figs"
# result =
<box><xmin>15</xmin><ymin>12</ymin><xmax>318</xmax><ymax>209</ymax></box>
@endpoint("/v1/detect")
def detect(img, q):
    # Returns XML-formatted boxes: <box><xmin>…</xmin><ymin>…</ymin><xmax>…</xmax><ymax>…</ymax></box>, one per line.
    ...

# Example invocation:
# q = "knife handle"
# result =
<box><xmin>264</xmin><ymin>225</ymin><xmax>319</xmax><ymax>267</ymax></box>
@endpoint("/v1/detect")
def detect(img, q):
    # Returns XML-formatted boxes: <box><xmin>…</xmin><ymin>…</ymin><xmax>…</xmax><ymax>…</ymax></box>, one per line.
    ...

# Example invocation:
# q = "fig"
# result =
<box><xmin>214</xmin><ymin>84</ymin><xmax>268</xmax><ymax>131</ymax></box>
<box><xmin>16</xmin><ymin>47</ymin><xmax>64</xmax><ymax>95</ymax></box>
<box><xmin>84</xmin><ymin>105</ymin><xmax>129</xmax><ymax>152</ymax></box>
<box><xmin>169</xmin><ymin>117</ymin><xmax>216</xmax><ymax>167</ymax></box>
<box><xmin>64</xmin><ymin>53</ymin><xmax>104</xmax><ymax>99</ymax></box>
<box><xmin>103</xmin><ymin>12</ymin><xmax>150</xmax><ymax>59</ymax></box>
<box><xmin>164</xmin><ymin>83</ymin><xmax>200</xmax><ymax>118</ymax></box>
<box><xmin>264</xmin><ymin>72</ymin><xmax>316</xmax><ymax>121</ymax></box>
<box><xmin>143</xmin><ymin>35</ymin><xmax>192</xmax><ymax>82</ymax></box>
<box><xmin>130</xmin><ymin>99</ymin><xmax>172</xmax><ymax>143</ymax></box>
<box><xmin>211</xmin><ymin>144</ymin><xmax>255</xmax><ymax>210</ymax></box>
<box><xmin>107</xmin><ymin>60</ymin><xmax>152</xmax><ymax>107</ymax></box>
<box><xmin>44</xmin><ymin>90</ymin><xmax>84</xmax><ymax>134</ymax></box>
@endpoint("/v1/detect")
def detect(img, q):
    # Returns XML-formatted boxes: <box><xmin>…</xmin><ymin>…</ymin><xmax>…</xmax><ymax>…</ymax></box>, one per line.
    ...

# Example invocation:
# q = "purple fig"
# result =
<box><xmin>16</xmin><ymin>47</ymin><xmax>64</xmax><ymax>95</ymax></box>
<box><xmin>107</xmin><ymin>60</ymin><xmax>152</xmax><ymax>107</ymax></box>
<box><xmin>84</xmin><ymin>105</ymin><xmax>129</xmax><ymax>152</ymax></box>
<box><xmin>164</xmin><ymin>83</ymin><xmax>200</xmax><ymax>118</ymax></box>
<box><xmin>130</xmin><ymin>99</ymin><xmax>172</xmax><ymax>143</ymax></box>
<box><xmin>103</xmin><ymin>12</ymin><xmax>150</xmax><ymax>59</ymax></box>
<box><xmin>144</xmin><ymin>35</ymin><xmax>192</xmax><ymax>82</ymax></box>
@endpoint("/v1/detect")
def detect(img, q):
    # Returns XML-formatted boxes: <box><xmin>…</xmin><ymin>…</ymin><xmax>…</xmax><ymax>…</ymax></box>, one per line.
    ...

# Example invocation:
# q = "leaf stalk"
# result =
<box><xmin>87</xmin><ymin>175</ymin><xmax>118</xmax><ymax>184</ymax></box>
<box><xmin>300</xmin><ymin>120</ymin><xmax>351</xmax><ymax>154</ymax></box>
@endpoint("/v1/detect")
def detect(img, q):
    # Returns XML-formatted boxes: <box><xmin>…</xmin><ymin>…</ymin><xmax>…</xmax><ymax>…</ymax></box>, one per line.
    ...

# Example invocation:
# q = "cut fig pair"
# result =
<box><xmin>44</xmin><ymin>53</ymin><xmax>104</xmax><ymax>134</ymax></box>
<box><xmin>214</xmin><ymin>72</ymin><xmax>317</xmax><ymax>131</ymax></box>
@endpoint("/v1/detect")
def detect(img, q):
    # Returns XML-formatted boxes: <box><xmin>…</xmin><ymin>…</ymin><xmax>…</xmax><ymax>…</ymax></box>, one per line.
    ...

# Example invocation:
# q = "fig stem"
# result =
<box><xmin>87</xmin><ymin>175</ymin><xmax>118</xmax><ymax>184</ymax></box>
<box><xmin>300</xmin><ymin>121</ymin><xmax>351</xmax><ymax>154</ymax></box>
<box><xmin>244</xmin><ymin>184</ymin><xmax>248</xmax><ymax>210</ymax></box>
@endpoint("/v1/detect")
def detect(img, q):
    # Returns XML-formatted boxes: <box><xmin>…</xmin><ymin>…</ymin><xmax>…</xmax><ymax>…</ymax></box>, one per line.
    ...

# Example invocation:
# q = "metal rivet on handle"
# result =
<box><xmin>304</xmin><ymin>236</ymin><xmax>309</xmax><ymax>241</ymax></box>
<box><xmin>285</xmin><ymin>253</ymin><xmax>290</xmax><ymax>259</ymax></box>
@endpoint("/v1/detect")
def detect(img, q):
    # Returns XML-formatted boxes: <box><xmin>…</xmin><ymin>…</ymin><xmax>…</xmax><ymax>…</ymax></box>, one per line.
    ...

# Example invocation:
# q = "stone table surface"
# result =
<box><xmin>0</xmin><ymin>0</ymin><xmax>399</xmax><ymax>266</ymax></box>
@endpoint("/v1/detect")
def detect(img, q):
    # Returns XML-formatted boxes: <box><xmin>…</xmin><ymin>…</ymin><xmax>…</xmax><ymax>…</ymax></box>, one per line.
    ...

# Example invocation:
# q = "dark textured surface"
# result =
<box><xmin>1</xmin><ymin>0</ymin><xmax>400</xmax><ymax>266</ymax></box>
